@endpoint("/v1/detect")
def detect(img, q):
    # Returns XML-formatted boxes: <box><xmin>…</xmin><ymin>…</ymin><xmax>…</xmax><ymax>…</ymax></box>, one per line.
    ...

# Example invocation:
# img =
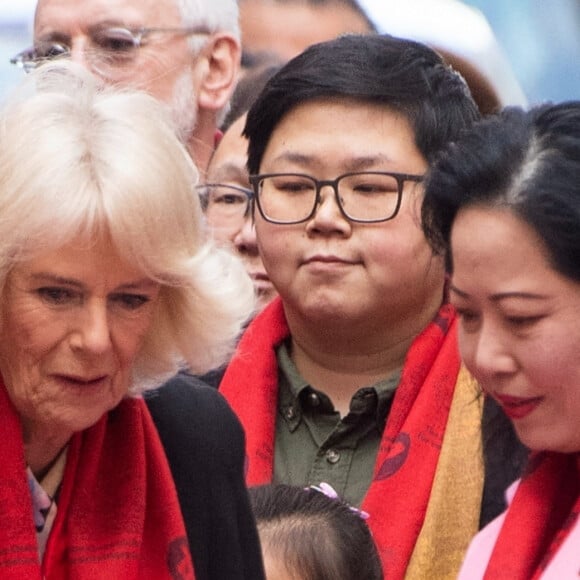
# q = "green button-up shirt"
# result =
<box><xmin>273</xmin><ymin>341</ymin><xmax>400</xmax><ymax>507</ymax></box>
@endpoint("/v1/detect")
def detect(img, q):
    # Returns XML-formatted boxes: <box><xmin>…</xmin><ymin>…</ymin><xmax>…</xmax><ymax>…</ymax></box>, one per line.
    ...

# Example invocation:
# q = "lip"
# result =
<box><xmin>302</xmin><ymin>254</ymin><xmax>358</xmax><ymax>268</ymax></box>
<box><xmin>53</xmin><ymin>374</ymin><xmax>110</xmax><ymax>388</ymax></box>
<box><xmin>494</xmin><ymin>393</ymin><xmax>544</xmax><ymax>420</ymax></box>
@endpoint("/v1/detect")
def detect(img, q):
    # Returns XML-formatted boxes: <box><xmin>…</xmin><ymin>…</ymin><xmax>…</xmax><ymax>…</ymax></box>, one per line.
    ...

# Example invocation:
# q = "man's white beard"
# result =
<box><xmin>169</xmin><ymin>70</ymin><xmax>197</xmax><ymax>145</ymax></box>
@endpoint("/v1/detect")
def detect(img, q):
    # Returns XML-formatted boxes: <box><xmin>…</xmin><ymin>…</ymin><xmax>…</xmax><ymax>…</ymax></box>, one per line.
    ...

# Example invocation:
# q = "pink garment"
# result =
<box><xmin>458</xmin><ymin>480</ymin><xmax>580</xmax><ymax>579</ymax></box>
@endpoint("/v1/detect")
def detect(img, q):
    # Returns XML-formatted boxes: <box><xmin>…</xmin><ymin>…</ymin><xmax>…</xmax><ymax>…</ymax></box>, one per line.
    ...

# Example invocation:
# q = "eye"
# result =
<box><xmin>348</xmin><ymin>174</ymin><xmax>399</xmax><ymax>195</ymax></box>
<box><xmin>93</xmin><ymin>28</ymin><xmax>138</xmax><ymax>53</ymax></box>
<box><xmin>505</xmin><ymin>315</ymin><xmax>544</xmax><ymax>327</ymax></box>
<box><xmin>268</xmin><ymin>176</ymin><xmax>315</xmax><ymax>194</ymax></box>
<box><xmin>213</xmin><ymin>193</ymin><xmax>247</xmax><ymax>206</ymax></box>
<box><xmin>454</xmin><ymin>308</ymin><xmax>481</xmax><ymax>331</ymax></box>
<box><xmin>35</xmin><ymin>42</ymin><xmax>70</xmax><ymax>60</ymax></box>
<box><xmin>111</xmin><ymin>293</ymin><xmax>150</xmax><ymax>310</ymax></box>
<box><xmin>37</xmin><ymin>286</ymin><xmax>77</xmax><ymax>305</ymax></box>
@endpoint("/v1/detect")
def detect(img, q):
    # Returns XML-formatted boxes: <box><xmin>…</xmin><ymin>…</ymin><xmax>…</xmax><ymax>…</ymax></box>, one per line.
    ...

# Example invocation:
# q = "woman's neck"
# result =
<box><xmin>23</xmin><ymin>423</ymin><xmax>71</xmax><ymax>480</ymax></box>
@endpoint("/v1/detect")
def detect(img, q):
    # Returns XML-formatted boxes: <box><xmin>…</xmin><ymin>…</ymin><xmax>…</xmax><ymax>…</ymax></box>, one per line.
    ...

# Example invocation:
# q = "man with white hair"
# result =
<box><xmin>17</xmin><ymin>0</ymin><xmax>241</xmax><ymax>173</ymax></box>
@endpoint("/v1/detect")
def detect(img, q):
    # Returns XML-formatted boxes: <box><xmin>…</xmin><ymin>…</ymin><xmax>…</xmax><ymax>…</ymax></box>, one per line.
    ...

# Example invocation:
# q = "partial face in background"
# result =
<box><xmin>204</xmin><ymin>115</ymin><xmax>277</xmax><ymax>310</ymax></box>
<box><xmin>34</xmin><ymin>0</ymin><xmax>200</xmax><ymax>141</ymax></box>
<box><xmin>450</xmin><ymin>206</ymin><xmax>580</xmax><ymax>453</ymax></box>
<box><xmin>239</xmin><ymin>0</ymin><xmax>373</xmax><ymax>62</ymax></box>
<box><xmin>254</xmin><ymin>98</ymin><xmax>443</xmax><ymax>328</ymax></box>
<box><xmin>0</xmin><ymin>235</ymin><xmax>161</xmax><ymax>442</ymax></box>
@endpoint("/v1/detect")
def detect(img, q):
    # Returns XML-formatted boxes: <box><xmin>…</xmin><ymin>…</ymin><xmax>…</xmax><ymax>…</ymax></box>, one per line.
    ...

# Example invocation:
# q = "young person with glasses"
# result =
<box><xmin>198</xmin><ymin>114</ymin><xmax>277</xmax><ymax>313</ymax></box>
<box><xmin>219</xmin><ymin>33</ymin><xmax>528</xmax><ymax>578</ymax></box>
<box><xmin>15</xmin><ymin>0</ymin><xmax>241</xmax><ymax>174</ymax></box>
<box><xmin>197</xmin><ymin>65</ymin><xmax>282</xmax><ymax>314</ymax></box>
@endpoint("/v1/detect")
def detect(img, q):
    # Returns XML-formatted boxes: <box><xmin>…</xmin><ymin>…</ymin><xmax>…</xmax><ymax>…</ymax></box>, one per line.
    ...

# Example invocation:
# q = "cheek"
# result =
<box><xmin>208</xmin><ymin>222</ymin><xmax>239</xmax><ymax>245</ymax></box>
<box><xmin>256</xmin><ymin>222</ymin><xmax>288</xmax><ymax>264</ymax></box>
<box><xmin>115</xmin><ymin>310</ymin><xmax>158</xmax><ymax>363</ymax></box>
<box><xmin>0</xmin><ymin>304</ymin><xmax>65</xmax><ymax>365</ymax></box>
<box><xmin>365</xmin><ymin>226</ymin><xmax>442</xmax><ymax>287</ymax></box>
<box><xmin>526</xmin><ymin>337</ymin><xmax>580</xmax><ymax>392</ymax></box>
<box><xmin>376</xmin><ymin>211</ymin><xmax>433</xmax><ymax>261</ymax></box>
<box><xmin>457</xmin><ymin>327</ymin><xmax>479</xmax><ymax>376</ymax></box>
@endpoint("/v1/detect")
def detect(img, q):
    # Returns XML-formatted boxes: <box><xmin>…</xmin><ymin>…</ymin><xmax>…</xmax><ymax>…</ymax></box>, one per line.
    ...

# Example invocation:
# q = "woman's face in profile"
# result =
<box><xmin>0</xmin><ymin>235</ymin><xmax>161</xmax><ymax>442</ymax></box>
<box><xmin>449</xmin><ymin>206</ymin><xmax>580</xmax><ymax>453</ymax></box>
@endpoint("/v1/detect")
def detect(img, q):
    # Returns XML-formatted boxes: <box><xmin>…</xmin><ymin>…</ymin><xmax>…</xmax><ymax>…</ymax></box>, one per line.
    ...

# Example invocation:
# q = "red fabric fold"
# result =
<box><xmin>483</xmin><ymin>452</ymin><xmax>580</xmax><ymax>580</ymax></box>
<box><xmin>0</xmin><ymin>381</ymin><xmax>195</xmax><ymax>579</ymax></box>
<box><xmin>220</xmin><ymin>297</ymin><xmax>460</xmax><ymax>578</ymax></box>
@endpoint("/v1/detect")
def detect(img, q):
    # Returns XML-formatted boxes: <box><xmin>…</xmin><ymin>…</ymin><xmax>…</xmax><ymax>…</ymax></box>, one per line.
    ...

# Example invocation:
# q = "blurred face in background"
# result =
<box><xmin>34</xmin><ymin>0</ymin><xmax>201</xmax><ymax>141</ymax></box>
<box><xmin>239</xmin><ymin>0</ymin><xmax>373</xmax><ymax>62</ymax></box>
<box><xmin>201</xmin><ymin>115</ymin><xmax>277</xmax><ymax>311</ymax></box>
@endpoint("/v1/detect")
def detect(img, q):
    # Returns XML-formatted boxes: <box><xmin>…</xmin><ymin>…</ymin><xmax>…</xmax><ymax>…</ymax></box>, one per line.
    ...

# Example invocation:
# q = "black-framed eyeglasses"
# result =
<box><xmin>196</xmin><ymin>183</ymin><xmax>254</xmax><ymax>221</ymax></box>
<box><xmin>249</xmin><ymin>171</ymin><xmax>424</xmax><ymax>224</ymax></box>
<box><xmin>10</xmin><ymin>25</ymin><xmax>211</xmax><ymax>77</ymax></box>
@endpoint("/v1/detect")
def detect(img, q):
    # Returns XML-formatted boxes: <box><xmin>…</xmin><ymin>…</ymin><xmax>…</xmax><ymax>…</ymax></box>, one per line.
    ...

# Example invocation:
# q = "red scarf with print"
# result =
<box><xmin>220</xmin><ymin>297</ymin><xmax>461</xmax><ymax>578</ymax></box>
<box><xmin>0</xmin><ymin>381</ymin><xmax>195</xmax><ymax>580</ymax></box>
<box><xmin>483</xmin><ymin>452</ymin><xmax>580</xmax><ymax>580</ymax></box>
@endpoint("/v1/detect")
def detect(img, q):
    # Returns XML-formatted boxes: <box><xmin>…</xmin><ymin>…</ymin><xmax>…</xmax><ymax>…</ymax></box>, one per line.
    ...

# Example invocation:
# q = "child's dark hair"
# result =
<box><xmin>249</xmin><ymin>483</ymin><xmax>383</xmax><ymax>580</ymax></box>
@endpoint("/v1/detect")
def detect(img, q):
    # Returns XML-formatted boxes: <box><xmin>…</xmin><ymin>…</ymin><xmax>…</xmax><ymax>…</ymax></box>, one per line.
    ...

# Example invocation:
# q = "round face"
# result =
<box><xmin>240</xmin><ymin>0</ymin><xmax>372</xmax><ymax>61</ymax></box>
<box><xmin>450</xmin><ymin>206</ymin><xmax>580</xmax><ymax>453</ymax></box>
<box><xmin>255</xmin><ymin>99</ymin><xmax>444</xmax><ymax>335</ymax></box>
<box><xmin>34</xmin><ymin>0</ymin><xmax>199</xmax><ymax>139</ymax></box>
<box><xmin>207</xmin><ymin>115</ymin><xmax>277</xmax><ymax>309</ymax></box>
<box><xmin>0</xmin><ymin>236</ymin><xmax>161</xmax><ymax>444</ymax></box>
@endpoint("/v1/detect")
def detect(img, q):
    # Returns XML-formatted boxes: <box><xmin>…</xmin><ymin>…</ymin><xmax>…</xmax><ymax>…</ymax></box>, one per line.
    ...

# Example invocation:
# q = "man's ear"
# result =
<box><xmin>197</xmin><ymin>34</ymin><xmax>241</xmax><ymax>113</ymax></box>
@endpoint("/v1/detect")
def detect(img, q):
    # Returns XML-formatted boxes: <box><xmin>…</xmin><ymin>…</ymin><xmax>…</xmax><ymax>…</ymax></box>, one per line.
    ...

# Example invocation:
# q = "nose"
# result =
<box><xmin>233</xmin><ymin>215</ymin><xmax>259</xmax><ymax>255</ymax></box>
<box><xmin>70</xmin><ymin>301</ymin><xmax>112</xmax><ymax>355</ymax></box>
<box><xmin>306</xmin><ymin>184</ymin><xmax>351</xmax><ymax>235</ymax></box>
<box><xmin>462</xmin><ymin>322</ymin><xmax>517</xmax><ymax>382</ymax></box>
<box><xmin>68</xmin><ymin>37</ymin><xmax>92</xmax><ymax>70</ymax></box>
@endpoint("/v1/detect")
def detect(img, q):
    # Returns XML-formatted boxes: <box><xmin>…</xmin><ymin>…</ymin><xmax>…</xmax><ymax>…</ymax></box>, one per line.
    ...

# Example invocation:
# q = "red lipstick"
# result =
<box><xmin>495</xmin><ymin>394</ymin><xmax>543</xmax><ymax>420</ymax></box>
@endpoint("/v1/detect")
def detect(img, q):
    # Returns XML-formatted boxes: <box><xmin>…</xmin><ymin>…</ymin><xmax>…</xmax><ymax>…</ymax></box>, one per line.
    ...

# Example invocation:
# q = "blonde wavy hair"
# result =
<box><xmin>0</xmin><ymin>63</ymin><xmax>255</xmax><ymax>392</ymax></box>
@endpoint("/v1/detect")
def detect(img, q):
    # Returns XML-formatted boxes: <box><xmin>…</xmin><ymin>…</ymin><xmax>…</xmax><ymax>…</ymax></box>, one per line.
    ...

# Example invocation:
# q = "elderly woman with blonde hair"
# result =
<box><xmin>0</xmin><ymin>63</ymin><xmax>263</xmax><ymax>579</ymax></box>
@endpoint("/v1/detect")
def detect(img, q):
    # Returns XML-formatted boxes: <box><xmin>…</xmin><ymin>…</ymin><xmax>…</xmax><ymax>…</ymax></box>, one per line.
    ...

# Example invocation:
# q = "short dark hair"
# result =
<box><xmin>249</xmin><ymin>483</ymin><xmax>383</xmax><ymax>580</ymax></box>
<box><xmin>244</xmin><ymin>33</ymin><xmax>480</xmax><ymax>174</ymax></box>
<box><xmin>221</xmin><ymin>62</ymin><xmax>282</xmax><ymax>131</ymax></box>
<box><xmin>422</xmin><ymin>101</ymin><xmax>580</xmax><ymax>281</ymax></box>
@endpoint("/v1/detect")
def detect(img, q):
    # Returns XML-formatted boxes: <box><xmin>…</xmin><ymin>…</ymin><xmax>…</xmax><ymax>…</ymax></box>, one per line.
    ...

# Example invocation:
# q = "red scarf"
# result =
<box><xmin>484</xmin><ymin>452</ymin><xmax>580</xmax><ymax>580</ymax></box>
<box><xmin>0</xmin><ymin>381</ymin><xmax>195</xmax><ymax>580</ymax></box>
<box><xmin>220</xmin><ymin>297</ymin><xmax>461</xmax><ymax>578</ymax></box>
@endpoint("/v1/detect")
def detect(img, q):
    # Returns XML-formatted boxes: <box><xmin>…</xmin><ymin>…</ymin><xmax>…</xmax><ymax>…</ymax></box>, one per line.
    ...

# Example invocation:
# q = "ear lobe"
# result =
<box><xmin>197</xmin><ymin>34</ymin><xmax>241</xmax><ymax>113</ymax></box>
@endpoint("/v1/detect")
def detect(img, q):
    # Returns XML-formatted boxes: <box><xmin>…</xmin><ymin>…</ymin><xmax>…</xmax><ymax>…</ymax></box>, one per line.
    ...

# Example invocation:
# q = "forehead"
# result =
<box><xmin>450</xmin><ymin>206</ymin><xmax>555</xmax><ymax>283</ymax></box>
<box><xmin>240</xmin><ymin>0</ymin><xmax>371</xmax><ymax>61</ymax></box>
<box><xmin>262</xmin><ymin>98</ymin><xmax>426</xmax><ymax>174</ymax></box>
<box><xmin>10</xmin><ymin>234</ymin><xmax>149</xmax><ymax>287</ymax></box>
<box><xmin>208</xmin><ymin>117</ymin><xmax>248</xmax><ymax>176</ymax></box>
<box><xmin>35</xmin><ymin>0</ymin><xmax>181</xmax><ymax>32</ymax></box>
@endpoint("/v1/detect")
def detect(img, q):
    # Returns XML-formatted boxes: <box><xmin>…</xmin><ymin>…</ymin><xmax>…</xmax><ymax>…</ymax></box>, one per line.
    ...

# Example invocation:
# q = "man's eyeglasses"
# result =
<box><xmin>249</xmin><ymin>171</ymin><xmax>424</xmax><ymax>224</ymax></box>
<box><xmin>10</xmin><ymin>26</ymin><xmax>211</xmax><ymax>77</ymax></box>
<box><xmin>197</xmin><ymin>184</ymin><xmax>254</xmax><ymax>222</ymax></box>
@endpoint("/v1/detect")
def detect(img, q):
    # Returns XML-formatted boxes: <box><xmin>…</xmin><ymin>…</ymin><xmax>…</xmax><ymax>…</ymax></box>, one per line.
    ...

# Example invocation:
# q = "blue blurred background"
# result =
<box><xmin>1</xmin><ymin>0</ymin><xmax>579</xmax><ymax>106</ymax></box>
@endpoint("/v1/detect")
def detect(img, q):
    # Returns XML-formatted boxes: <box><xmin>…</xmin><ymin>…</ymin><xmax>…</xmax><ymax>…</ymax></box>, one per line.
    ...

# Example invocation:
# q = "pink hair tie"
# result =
<box><xmin>307</xmin><ymin>482</ymin><xmax>370</xmax><ymax>520</ymax></box>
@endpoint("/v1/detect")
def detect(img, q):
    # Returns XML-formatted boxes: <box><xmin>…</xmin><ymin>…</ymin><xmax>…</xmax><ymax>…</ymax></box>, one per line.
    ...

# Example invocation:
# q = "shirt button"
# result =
<box><xmin>285</xmin><ymin>406</ymin><xmax>296</xmax><ymax>420</ymax></box>
<box><xmin>307</xmin><ymin>392</ymin><xmax>321</xmax><ymax>407</ymax></box>
<box><xmin>325</xmin><ymin>449</ymin><xmax>341</xmax><ymax>464</ymax></box>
